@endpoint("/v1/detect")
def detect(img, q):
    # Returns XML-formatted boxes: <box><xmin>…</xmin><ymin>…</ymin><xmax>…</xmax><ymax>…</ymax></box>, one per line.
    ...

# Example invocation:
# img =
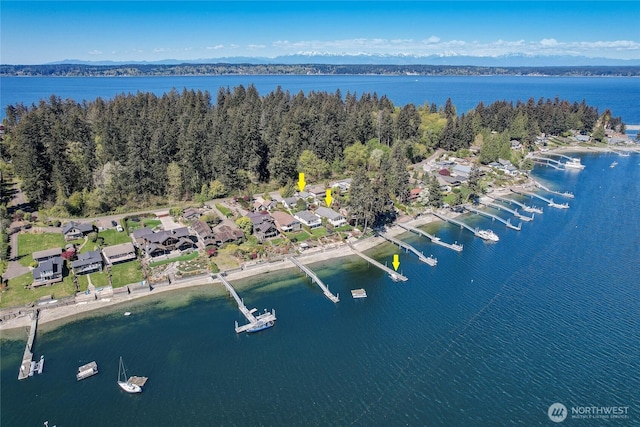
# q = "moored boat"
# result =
<box><xmin>117</xmin><ymin>357</ymin><xmax>142</xmax><ymax>393</ymax></box>
<box><xmin>476</xmin><ymin>229</ymin><xmax>499</xmax><ymax>242</ymax></box>
<box><xmin>247</xmin><ymin>320</ymin><xmax>274</xmax><ymax>333</ymax></box>
<box><xmin>565</xmin><ymin>158</ymin><xmax>585</xmax><ymax>169</ymax></box>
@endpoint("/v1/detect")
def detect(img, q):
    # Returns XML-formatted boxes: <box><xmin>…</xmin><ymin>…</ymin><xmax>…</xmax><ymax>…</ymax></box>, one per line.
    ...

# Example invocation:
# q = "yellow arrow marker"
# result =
<box><xmin>392</xmin><ymin>254</ymin><xmax>400</xmax><ymax>271</ymax></box>
<box><xmin>325</xmin><ymin>189</ymin><xmax>333</xmax><ymax>207</ymax></box>
<box><xmin>298</xmin><ymin>172</ymin><xmax>306</xmax><ymax>192</ymax></box>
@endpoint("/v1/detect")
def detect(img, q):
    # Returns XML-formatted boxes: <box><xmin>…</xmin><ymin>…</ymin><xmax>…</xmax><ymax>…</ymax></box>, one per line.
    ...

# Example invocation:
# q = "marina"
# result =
<box><xmin>76</xmin><ymin>361</ymin><xmax>98</xmax><ymax>381</ymax></box>
<box><xmin>463</xmin><ymin>205</ymin><xmax>522</xmax><ymax>231</ymax></box>
<box><xmin>510</xmin><ymin>189</ymin><xmax>570</xmax><ymax>209</ymax></box>
<box><xmin>348</xmin><ymin>243</ymin><xmax>408</xmax><ymax>282</ymax></box>
<box><xmin>477</xmin><ymin>199</ymin><xmax>534</xmax><ymax>221</ymax></box>
<box><xmin>216</xmin><ymin>273</ymin><xmax>277</xmax><ymax>333</ymax></box>
<box><xmin>432</xmin><ymin>212</ymin><xmax>500</xmax><ymax>241</ymax></box>
<box><xmin>378</xmin><ymin>233</ymin><xmax>438</xmax><ymax>266</ymax></box>
<box><xmin>396</xmin><ymin>222</ymin><xmax>463</xmax><ymax>252</ymax></box>
<box><xmin>288</xmin><ymin>256</ymin><xmax>340</xmax><ymax>303</ymax></box>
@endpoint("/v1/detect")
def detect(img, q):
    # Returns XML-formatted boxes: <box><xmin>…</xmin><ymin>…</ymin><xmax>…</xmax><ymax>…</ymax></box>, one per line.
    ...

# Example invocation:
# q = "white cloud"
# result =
<box><xmin>247</xmin><ymin>44</ymin><xmax>266</xmax><ymax>50</ymax></box>
<box><xmin>207</xmin><ymin>45</ymin><xmax>224</xmax><ymax>50</ymax></box>
<box><xmin>88</xmin><ymin>50</ymin><xmax>102</xmax><ymax>55</ymax></box>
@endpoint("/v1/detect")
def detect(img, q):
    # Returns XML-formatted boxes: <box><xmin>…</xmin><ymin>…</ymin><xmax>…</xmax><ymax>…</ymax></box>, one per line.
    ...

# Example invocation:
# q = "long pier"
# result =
<box><xmin>216</xmin><ymin>274</ymin><xmax>276</xmax><ymax>333</ymax></box>
<box><xmin>464</xmin><ymin>205</ymin><xmax>522</xmax><ymax>230</ymax></box>
<box><xmin>432</xmin><ymin>212</ymin><xmax>476</xmax><ymax>235</ymax></box>
<box><xmin>396</xmin><ymin>223</ymin><xmax>463</xmax><ymax>252</ymax></box>
<box><xmin>379</xmin><ymin>233</ymin><xmax>437</xmax><ymax>266</ymax></box>
<box><xmin>488</xmin><ymin>194</ymin><xmax>543</xmax><ymax>214</ymax></box>
<box><xmin>348</xmin><ymin>243</ymin><xmax>408</xmax><ymax>282</ymax></box>
<box><xmin>478</xmin><ymin>199</ymin><xmax>533</xmax><ymax>221</ymax></box>
<box><xmin>510</xmin><ymin>189</ymin><xmax>569</xmax><ymax>209</ymax></box>
<box><xmin>18</xmin><ymin>310</ymin><xmax>39</xmax><ymax>380</ymax></box>
<box><xmin>289</xmin><ymin>257</ymin><xmax>339</xmax><ymax>303</ymax></box>
<box><xmin>532</xmin><ymin>179</ymin><xmax>574</xmax><ymax>199</ymax></box>
<box><xmin>527</xmin><ymin>155</ymin><xmax>565</xmax><ymax>170</ymax></box>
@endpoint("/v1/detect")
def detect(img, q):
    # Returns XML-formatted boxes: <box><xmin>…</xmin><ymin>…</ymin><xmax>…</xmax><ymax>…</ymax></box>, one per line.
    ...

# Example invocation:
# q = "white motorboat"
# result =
<box><xmin>476</xmin><ymin>229</ymin><xmax>499</xmax><ymax>242</ymax></box>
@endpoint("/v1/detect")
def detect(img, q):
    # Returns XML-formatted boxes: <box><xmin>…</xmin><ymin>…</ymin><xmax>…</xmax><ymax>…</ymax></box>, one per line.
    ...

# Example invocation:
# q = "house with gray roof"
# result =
<box><xmin>70</xmin><ymin>250</ymin><xmax>103</xmax><ymax>275</ymax></box>
<box><xmin>294</xmin><ymin>210</ymin><xmax>322</xmax><ymax>229</ymax></box>
<box><xmin>314</xmin><ymin>207</ymin><xmax>346</xmax><ymax>227</ymax></box>
<box><xmin>62</xmin><ymin>221</ymin><xmax>95</xmax><ymax>240</ymax></box>
<box><xmin>32</xmin><ymin>247</ymin><xmax>64</xmax><ymax>286</ymax></box>
<box><xmin>102</xmin><ymin>242</ymin><xmax>136</xmax><ymax>265</ymax></box>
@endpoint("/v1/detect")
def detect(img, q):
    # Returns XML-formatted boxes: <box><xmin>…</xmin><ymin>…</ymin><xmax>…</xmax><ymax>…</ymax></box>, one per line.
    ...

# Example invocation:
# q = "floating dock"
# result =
<box><xmin>379</xmin><ymin>233</ymin><xmax>437</xmax><ymax>266</ymax></box>
<box><xmin>128</xmin><ymin>376</ymin><xmax>148</xmax><ymax>388</ymax></box>
<box><xmin>348</xmin><ymin>243</ymin><xmax>408</xmax><ymax>282</ymax></box>
<box><xmin>216</xmin><ymin>273</ymin><xmax>277</xmax><ymax>334</ymax></box>
<box><xmin>289</xmin><ymin>257</ymin><xmax>339</xmax><ymax>303</ymax></box>
<box><xmin>396</xmin><ymin>222</ymin><xmax>463</xmax><ymax>252</ymax></box>
<box><xmin>463</xmin><ymin>205</ymin><xmax>522</xmax><ymax>230</ymax></box>
<box><xmin>510</xmin><ymin>189</ymin><xmax>569</xmax><ymax>209</ymax></box>
<box><xmin>488</xmin><ymin>194</ymin><xmax>543</xmax><ymax>214</ymax></box>
<box><xmin>18</xmin><ymin>310</ymin><xmax>39</xmax><ymax>380</ymax></box>
<box><xmin>76</xmin><ymin>361</ymin><xmax>98</xmax><ymax>381</ymax></box>
<box><xmin>351</xmin><ymin>289</ymin><xmax>367</xmax><ymax>299</ymax></box>
<box><xmin>478</xmin><ymin>199</ymin><xmax>533</xmax><ymax>221</ymax></box>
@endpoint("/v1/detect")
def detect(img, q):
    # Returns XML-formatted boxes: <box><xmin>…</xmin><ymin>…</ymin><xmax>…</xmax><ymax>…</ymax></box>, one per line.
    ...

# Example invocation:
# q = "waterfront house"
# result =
<box><xmin>62</xmin><ymin>221</ymin><xmax>95</xmax><ymax>240</ymax></box>
<box><xmin>192</xmin><ymin>220</ymin><xmax>217</xmax><ymax>246</ymax></box>
<box><xmin>70</xmin><ymin>250</ymin><xmax>103</xmax><ymax>275</ymax></box>
<box><xmin>271</xmin><ymin>211</ymin><xmax>301</xmax><ymax>232</ymax></box>
<box><xmin>247</xmin><ymin>212</ymin><xmax>278</xmax><ymax>241</ymax></box>
<box><xmin>294</xmin><ymin>210</ymin><xmax>322</xmax><ymax>229</ymax></box>
<box><xmin>32</xmin><ymin>247</ymin><xmax>64</xmax><ymax>286</ymax></box>
<box><xmin>212</xmin><ymin>225</ymin><xmax>244</xmax><ymax>245</ymax></box>
<box><xmin>314</xmin><ymin>207</ymin><xmax>346</xmax><ymax>227</ymax></box>
<box><xmin>102</xmin><ymin>242</ymin><xmax>136</xmax><ymax>265</ymax></box>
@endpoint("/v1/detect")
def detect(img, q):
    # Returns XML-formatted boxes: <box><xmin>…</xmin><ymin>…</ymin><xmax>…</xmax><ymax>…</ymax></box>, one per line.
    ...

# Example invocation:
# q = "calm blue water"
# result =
<box><xmin>2</xmin><ymin>153</ymin><xmax>639</xmax><ymax>425</ymax></box>
<box><xmin>1</xmin><ymin>75</ymin><xmax>639</xmax><ymax>124</ymax></box>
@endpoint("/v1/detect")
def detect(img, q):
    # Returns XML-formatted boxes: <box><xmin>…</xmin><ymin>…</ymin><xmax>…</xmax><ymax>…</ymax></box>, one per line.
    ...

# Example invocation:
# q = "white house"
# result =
<box><xmin>314</xmin><ymin>206</ymin><xmax>346</xmax><ymax>227</ymax></box>
<box><xmin>294</xmin><ymin>210</ymin><xmax>322</xmax><ymax>229</ymax></box>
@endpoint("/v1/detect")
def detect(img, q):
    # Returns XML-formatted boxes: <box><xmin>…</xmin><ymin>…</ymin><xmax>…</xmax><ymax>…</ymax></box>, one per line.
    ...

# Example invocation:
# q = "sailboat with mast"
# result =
<box><xmin>117</xmin><ymin>356</ymin><xmax>142</xmax><ymax>394</ymax></box>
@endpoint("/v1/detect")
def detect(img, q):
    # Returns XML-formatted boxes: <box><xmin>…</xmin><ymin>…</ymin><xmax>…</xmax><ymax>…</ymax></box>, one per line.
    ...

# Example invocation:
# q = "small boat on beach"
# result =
<box><xmin>117</xmin><ymin>357</ymin><xmax>142</xmax><ymax>393</ymax></box>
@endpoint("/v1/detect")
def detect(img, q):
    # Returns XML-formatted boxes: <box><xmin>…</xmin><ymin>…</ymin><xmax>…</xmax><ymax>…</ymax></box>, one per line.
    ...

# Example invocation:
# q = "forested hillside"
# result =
<box><xmin>1</xmin><ymin>85</ymin><xmax>621</xmax><ymax>216</ymax></box>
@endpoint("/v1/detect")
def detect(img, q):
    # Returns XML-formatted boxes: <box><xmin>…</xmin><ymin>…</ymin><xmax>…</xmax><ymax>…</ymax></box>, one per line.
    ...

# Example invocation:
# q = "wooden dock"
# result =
<box><xmin>478</xmin><ymin>198</ymin><xmax>534</xmax><ymax>221</ymax></box>
<box><xmin>511</xmin><ymin>189</ymin><xmax>569</xmax><ymax>209</ymax></box>
<box><xmin>379</xmin><ymin>233</ymin><xmax>438</xmax><ymax>266</ymax></box>
<box><xmin>532</xmin><ymin>179</ymin><xmax>575</xmax><ymax>199</ymax></box>
<box><xmin>18</xmin><ymin>310</ymin><xmax>39</xmax><ymax>380</ymax></box>
<box><xmin>348</xmin><ymin>243</ymin><xmax>408</xmax><ymax>282</ymax></box>
<box><xmin>289</xmin><ymin>257</ymin><xmax>339</xmax><ymax>303</ymax></box>
<box><xmin>216</xmin><ymin>273</ymin><xmax>277</xmax><ymax>333</ymax></box>
<box><xmin>488</xmin><ymin>194</ymin><xmax>543</xmax><ymax>214</ymax></box>
<box><xmin>463</xmin><ymin>205</ymin><xmax>522</xmax><ymax>230</ymax></box>
<box><xmin>396</xmin><ymin>223</ymin><xmax>463</xmax><ymax>252</ymax></box>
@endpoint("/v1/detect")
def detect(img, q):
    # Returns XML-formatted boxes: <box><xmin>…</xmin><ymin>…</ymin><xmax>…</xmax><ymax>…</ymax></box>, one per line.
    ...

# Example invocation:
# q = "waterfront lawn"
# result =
<box><xmin>1</xmin><ymin>271</ymin><xmax>88</xmax><ymax>309</ymax></box>
<box><xmin>285</xmin><ymin>230</ymin><xmax>312</xmax><ymax>242</ymax></box>
<box><xmin>109</xmin><ymin>261</ymin><xmax>144</xmax><ymax>288</ymax></box>
<box><xmin>17</xmin><ymin>233</ymin><xmax>66</xmax><ymax>267</ymax></box>
<box><xmin>310</xmin><ymin>227</ymin><xmax>328</xmax><ymax>238</ymax></box>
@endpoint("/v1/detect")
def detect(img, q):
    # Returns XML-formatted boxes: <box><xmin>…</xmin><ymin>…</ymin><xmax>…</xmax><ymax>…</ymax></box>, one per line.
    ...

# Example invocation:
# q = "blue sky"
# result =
<box><xmin>1</xmin><ymin>1</ymin><xmax>639</xmax><ymax>64</ymax></box>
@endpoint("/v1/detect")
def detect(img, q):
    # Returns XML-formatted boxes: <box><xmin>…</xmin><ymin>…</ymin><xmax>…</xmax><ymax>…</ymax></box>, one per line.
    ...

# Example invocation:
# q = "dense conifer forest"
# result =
<box><xmin>1</xmin><ymin>85</ymin><xmax>623</xmax><ymax>219</ymax></box>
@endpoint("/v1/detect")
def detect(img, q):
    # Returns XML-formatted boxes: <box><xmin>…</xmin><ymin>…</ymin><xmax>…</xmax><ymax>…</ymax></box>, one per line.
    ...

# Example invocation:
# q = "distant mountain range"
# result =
<box><xmin>46</xmin><ymin>53</ymin><xmax>640</xmax><ymax>67</ymax></box>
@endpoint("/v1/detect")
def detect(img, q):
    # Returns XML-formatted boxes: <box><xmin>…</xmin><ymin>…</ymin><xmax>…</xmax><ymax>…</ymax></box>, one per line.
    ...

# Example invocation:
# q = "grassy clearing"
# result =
<box><xmin>285</xmin><ymin>230</ymin><xmax>312</xmax><ymax>242</ymax></box>
<box><xmin>0</xmin><ymin>269</ymin><xmax>90</xmax><ymax>309</ymax></box>
<box><xmin>310</xmin><ymin>227</ymin><xmax>328</xmax><ymax>238</ymax></box>
<box><xmin>215</xmin><ymin>203</ymin><xmax>233</xmax><ymax>218</ymax></box>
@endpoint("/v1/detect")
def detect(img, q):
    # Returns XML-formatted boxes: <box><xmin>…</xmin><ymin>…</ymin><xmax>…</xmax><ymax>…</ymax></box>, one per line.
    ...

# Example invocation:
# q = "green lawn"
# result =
<box><xmin>126</xmin><ymin>218</ymin><xmax>162</xmax><ymax>232</ymax></box>
<box><xmin>285</xmin><ymin>230</ymin><xmax>312</xmax><ymax>242</ymax></box>
<box><xmin>17</xmin><ymin>233</ymin><xmax>66</xmax><ymax>266</ymax></box>
<box><xmin>310</xmin><ymin>227</ymin><xmax>328</xmax><ymax>238</ymax></box>
<box><xmin>0</xmin><ymin>268</ymin><xmax>89</xmax><ymax>309</ymax></box>
<box><xmin>109</xmin><ymin>261</ymin><xmax>144</xmax><ymax>288</ymax></box>
<box><xmin>98</xmin><ymin>228</ymin><xmax>132</xmax><ymax>246</ymax></box>
<box><xmin>215</xmin><ymin>204</ymin><xmax>233</xmax><ymax>218</ymax></box>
